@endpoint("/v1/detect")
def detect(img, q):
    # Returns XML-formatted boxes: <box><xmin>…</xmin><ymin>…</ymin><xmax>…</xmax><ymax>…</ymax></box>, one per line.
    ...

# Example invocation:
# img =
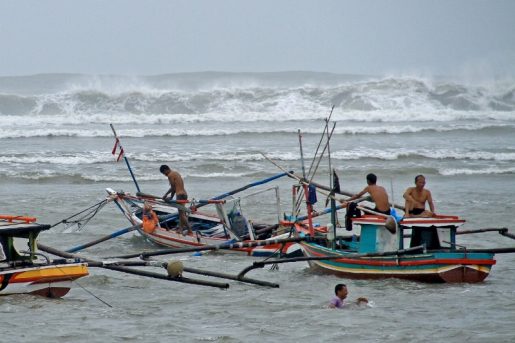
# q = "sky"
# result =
<box><xmin>0</xmin><ymin>0</ymin><xmax>514</xmax><ymax>77</ymax></box>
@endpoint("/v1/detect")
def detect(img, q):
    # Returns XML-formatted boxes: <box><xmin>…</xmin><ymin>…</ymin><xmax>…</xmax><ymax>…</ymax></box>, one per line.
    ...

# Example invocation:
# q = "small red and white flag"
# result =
<box><xmin>112</xmin><ymin>138</ymin><xmax>124</xmax><ymax>162</ymax></box>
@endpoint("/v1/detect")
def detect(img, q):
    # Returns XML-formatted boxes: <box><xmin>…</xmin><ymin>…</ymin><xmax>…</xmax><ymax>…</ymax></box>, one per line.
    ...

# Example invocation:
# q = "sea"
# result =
<box><xmin>0</xmin><ymin>72</ymin><xmax>514</xmax><ymax>342</ymax></box>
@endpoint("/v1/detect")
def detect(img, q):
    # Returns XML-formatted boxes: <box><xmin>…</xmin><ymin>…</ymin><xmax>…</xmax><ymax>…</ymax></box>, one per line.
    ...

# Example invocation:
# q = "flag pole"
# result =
<box><xmin>110</xmin><ymin>124</ymin><xmax>141</xmax><ymax>193</ymax></box>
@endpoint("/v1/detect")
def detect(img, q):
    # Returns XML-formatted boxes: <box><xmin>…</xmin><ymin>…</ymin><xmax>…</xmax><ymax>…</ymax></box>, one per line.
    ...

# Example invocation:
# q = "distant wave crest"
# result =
<box><xmin>2</xmin><ymin>148</ymin><xmax>515</xmax><ymax>165</ymax></box>
<box><xmin>1</xmin><ymin>76</ymin><xmax>515</xmax><ymax>118</ymax></box>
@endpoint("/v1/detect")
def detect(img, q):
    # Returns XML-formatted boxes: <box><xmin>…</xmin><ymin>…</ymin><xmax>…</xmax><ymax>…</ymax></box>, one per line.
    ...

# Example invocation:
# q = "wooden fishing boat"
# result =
<box><xmin>106</xmin><ymin>189</ymin><xmax>301</xmax><ymax>257</ymax></box>
<box><xmin>240</xmin><ymin>120</ymin><xmax>512</xmax><ymax>284</ymax></box>
<box><xmin>295</xmin><ymin>214</ymin><xmax>496</xmax><ymax>283</ymax></box>
<box><xmin>0</xmin><ymin>215</ymin><xmax>89</xmax><ymax>297</ymax></box>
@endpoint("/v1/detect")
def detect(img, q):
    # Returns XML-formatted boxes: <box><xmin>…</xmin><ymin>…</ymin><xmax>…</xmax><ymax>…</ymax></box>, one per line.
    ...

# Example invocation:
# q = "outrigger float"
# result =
<box><xmin>0</xmin><ymin>215</ymin><xmax>88</xmax><ymax>298</ymax></box>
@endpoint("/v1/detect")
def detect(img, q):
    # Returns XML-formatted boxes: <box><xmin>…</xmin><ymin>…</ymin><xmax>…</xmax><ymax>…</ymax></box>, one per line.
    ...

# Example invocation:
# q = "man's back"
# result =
<box><xmin>167</xmin><ymin>170</ymin><xmax>186</xmax><ymax>196</ymax></box>
<box><xmin>367</xmin><ymin>185</ymin><xmax>390</xmax><ymax>212</ymax></box>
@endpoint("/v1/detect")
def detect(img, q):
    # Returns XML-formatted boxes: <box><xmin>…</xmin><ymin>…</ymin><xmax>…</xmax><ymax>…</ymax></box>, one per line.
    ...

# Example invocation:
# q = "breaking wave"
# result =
<box><xmin>439</xmin><ymin>166</ymin><xmax>515</xmax><ymax>176</ymax></box>
<box><xmin>2</xmin><ymin>148</ymin><xmax>515</xmax><ymax>165</ymax></box>
<box><xmin>1</xmin><ymin>74</ymin><xmax>514</xmax><ymax>118</ymax></box>
<box><xmin>0</xmin><ymin>122</ymin><xmax>513</xmax><ymax>139</ymax></box>
<box><xmin>1</xmin><ymin>165</ymin><xmax>512</xmax><ymax>183</ymax></box>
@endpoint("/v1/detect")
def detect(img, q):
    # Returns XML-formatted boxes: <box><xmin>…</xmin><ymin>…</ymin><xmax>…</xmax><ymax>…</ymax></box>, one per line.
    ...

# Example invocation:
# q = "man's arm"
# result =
<box><xmin>348</xmin><ymin>187</ymin><xmax>368</xmax><ymax>201</ymax></box>
<box><xmin>163</xmin><ymin>175</ymin><xmax>177</xmax><ymax>200</ymax></box>
<box><xmin>403</xmin><ymin>187</ymin><xmax>415</xmax><ymax>202</ymax></box>
<box><xmin>163</xmin><ymin>187</ymin><xmax>173</xmax><ymax>199</ymax></box>
<box><xmin>427</xmin><ymin>190</ymin><xmax>435</xmax><ymax>213</ymax></box>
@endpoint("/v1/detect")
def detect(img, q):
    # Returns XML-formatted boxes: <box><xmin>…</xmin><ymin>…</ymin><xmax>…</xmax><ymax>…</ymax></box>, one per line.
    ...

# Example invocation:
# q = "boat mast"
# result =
<box><xmin>110</xmin><ymin>123</ymin><xmax>141</xmax><ymax>193</ymax></box>
<box><xmin>326</xmin><ymin>118</ymin><xmax>337</xmax><ymax>247</ymax></box>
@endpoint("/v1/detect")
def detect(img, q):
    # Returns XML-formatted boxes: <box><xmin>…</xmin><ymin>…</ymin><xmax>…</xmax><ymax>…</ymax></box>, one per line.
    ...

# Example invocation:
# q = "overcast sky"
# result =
<box><xmin>0</xmin><ymin>0</ymin><xmax>514</xmax><ymax>77</ymax></box>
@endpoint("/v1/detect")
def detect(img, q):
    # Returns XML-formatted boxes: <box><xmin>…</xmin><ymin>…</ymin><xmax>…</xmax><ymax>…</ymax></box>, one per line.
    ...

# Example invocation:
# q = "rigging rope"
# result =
<box><xmin>51</xmin><ymin>199</ymin><xmax>109</xmax><ymax>231</ymax></box>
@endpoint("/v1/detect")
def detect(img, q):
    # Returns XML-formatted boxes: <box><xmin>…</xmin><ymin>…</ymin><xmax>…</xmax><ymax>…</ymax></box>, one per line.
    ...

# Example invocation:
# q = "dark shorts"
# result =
<box><xmin>374</xmin><ymin>208</ymin><xmax>391</xmax><ymax>215</ymax></box>
<box><xmin>411</xmin><ymin>208</ymin><xmax>425</xmax><ymax>215</ymax></box>
<box><xmin>176</xmin><ymin>194</ymin><xmax>188</xmax><ymax>201</ymax></box>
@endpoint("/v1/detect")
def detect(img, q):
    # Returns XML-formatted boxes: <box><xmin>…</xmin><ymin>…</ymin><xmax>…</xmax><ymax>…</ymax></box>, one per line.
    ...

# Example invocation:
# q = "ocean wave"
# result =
<box><xmin>2</xmin><ymin>111</ymin><xmax>515</xmax><ymax>128</ymax></box>
<box><xmin>1</xmin><ymin>75</ymin><xmax>515</xmax><ymax>117</ymax></box>
<box><xmin>0</xmin><ymin>169</ymin><xmax>262</xmax><ymax>182</ymax></box>
<box><xmin>2</xmin><ymin>148</ymin><xmax>515</xmax><ymax>166</ymax></box>
<box><xmin>2</xmin><ymin>165</ymin><xmax>512</xmax><ymax>183</ymax></box>
<box><xmin>0</xmin><ymin>122</ymin><xmax>513</xmax><ymax>139</ymax></box>
<box><xmin>439</xmin><ymin>166</ymin><xmax>515</xmax><ymax>176</ymax></box>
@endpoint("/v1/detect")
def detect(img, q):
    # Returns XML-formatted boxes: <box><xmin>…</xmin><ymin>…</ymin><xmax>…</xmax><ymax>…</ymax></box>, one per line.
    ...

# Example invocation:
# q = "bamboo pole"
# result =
<box><xmin>298</xmin><ymin>129</ymin><xmax>307</xmax><ymax>179</ymax></box>
<box><xmin>37</xmin><ymin>243</ymin><xmax>229</xmax><ymax>289</ymax></box>
<box><xmin>305</xmin><ymin>105</ymin><xmax>335</xmax><ymax>179</ymax></box>
<box><xmin>500</xmin><ymin>229</ymin><xmax>515</xmax><ymax>240</ymax></box>
<box><xmin>75</xmin><ymin>260</ymin><xmax>278</xmax><ymax>288</ymax></box>
<box><xmin>294</xmin><ymin>123</ymin><xmax>337</xmax><ymax>215</ymax></box>
<box><xmin>431</xmin><ymin>247</ymin><xmax>515</xmax><ymax>254</ymax></box>
<box><xmin>308</xmin><ymin>179</ymin><xmax>405</xmax><ymax>211</ymax></box>
<box><xmin>110</xmin><ymin>124</ymin><xmax>141</xmax><ymax>193</ymax></box>
<box><xmin>261</xmin><ymin>153</ymin><xmax>397</xmax><ymax>231</ymax></box>
<box><xmin>238</xmin><ymin>245</ymin><xmax>425</xmax><ymax>278</ymax></box>
<box><xmin>182</xmin><ymin>266</ymin><xmax>279</xmax><ymax>288</ymax></box>
<box><xmin>456</xmin><ymin>228</ymin><xmax>509</xmax><ymax>235</ymax></box>
<box><xmin>66</xmin><ymin>223</ymin><xmax>141</xmax><ymax>253</ymax></box>
<box><xmin>106</xmin><ymin>236</ymin><xmax>307</xmax><ymax>259</ymax></box>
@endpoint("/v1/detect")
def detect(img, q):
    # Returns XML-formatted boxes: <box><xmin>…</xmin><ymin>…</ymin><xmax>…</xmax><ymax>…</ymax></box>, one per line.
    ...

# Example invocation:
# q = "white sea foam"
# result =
<box><xmin>439</xmin><ymin>166</ymin><xmax>515</xmax><ymax>176</ymax></box>
<box><xmin>0</xmin><ymin>121</ymin><xmax>513</xmax><ymax>139</ymax></box>
<box><xmin>0</xmin><ymin>153</ymin><xmax>110</xmax><ymax>165</ymax></box>
<box><xmin>1</xmin><ymin>75</ymin><xmax>514</xmax><ymax>119</ymax></box>
<box><xmin>2</xmin><ymin>148</ymin><xmax>515</xmax><ymax>166</ymax></box>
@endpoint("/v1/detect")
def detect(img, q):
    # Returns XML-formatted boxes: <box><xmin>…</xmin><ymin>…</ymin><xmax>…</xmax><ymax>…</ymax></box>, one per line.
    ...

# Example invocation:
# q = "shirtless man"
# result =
<box><xmin>403</xmin><ymin>175</ymin><xmax>435</xmax><ymax>217</ymax></box>
<box><xmin>160</xmin><ymin>165</ymin><xmax>192</xmax><ymax>235</ymax></box>
<box><xmin>341</xmin><ymin>173</ymin><xmax>391</xmax><ymax>215</ymax></box>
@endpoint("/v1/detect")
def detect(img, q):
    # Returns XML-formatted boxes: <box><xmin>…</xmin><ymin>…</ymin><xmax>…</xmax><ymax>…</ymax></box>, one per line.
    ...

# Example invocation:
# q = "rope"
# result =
<box><xmin>51</xmin><ymin>199</ymin><xmax>108</xmax><ymax>230</ymax></box>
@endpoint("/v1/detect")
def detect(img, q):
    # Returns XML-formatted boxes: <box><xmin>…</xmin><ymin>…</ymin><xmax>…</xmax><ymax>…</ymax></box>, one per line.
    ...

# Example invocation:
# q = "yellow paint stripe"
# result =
<box><xmin>11</xmin><ymin>264</ymin><xmax>89</xmax><ymax>282</ymax></box>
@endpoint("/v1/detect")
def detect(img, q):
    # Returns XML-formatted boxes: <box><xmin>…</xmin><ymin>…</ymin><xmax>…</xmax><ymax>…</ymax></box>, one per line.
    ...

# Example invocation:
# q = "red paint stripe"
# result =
<box><xmin>303</xmin><ymin>246</ymin><xmax>495</xmax><ymax>267</ymax></box>
<box><xmin>111</xmin><ymin>138</ymin><xmax>119</xmax><ymax>155</ymax></box>
<box><xmin>400</xmin><ymin>219</ymin><xmax>465</xmax><ymax>225</ymax></box>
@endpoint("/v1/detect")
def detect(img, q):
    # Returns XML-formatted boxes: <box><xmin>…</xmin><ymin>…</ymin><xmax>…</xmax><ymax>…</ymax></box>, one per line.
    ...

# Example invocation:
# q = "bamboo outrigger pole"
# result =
<box><xmin>105</xmin><ymin>236</ymin><xmax>307</xmax><ymax>259</ymax></box>
<box><xmin>238</xmin><ymin>245</ymin><xmax>426</xmax><ymax>278</ymax></box>
<box><xmin>38</xmin><ymin>243</ymin><xmax>229</xmax><ymax>289</ymax></box>
<box><xmin>70</xmin><ymin>259</ymin><xmax>279</xmax><ymax>288</ymax></box>
<box><xmin>65</xmin><ymin>223</ymin><xmax>141</xmax><ymax>253</ymax></box>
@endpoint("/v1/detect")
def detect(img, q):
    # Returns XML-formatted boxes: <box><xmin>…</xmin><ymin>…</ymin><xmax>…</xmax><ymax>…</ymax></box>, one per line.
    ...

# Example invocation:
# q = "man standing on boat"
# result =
<box><xmin>160</xmin><ymin>165</ymin><xmax>192</xmax><ymax>235</ymax></box>
<box><xmin>403</xmin><ymin>175</ymin><xmax>435</xmax><ymax>217</ymax></box>
<box><xmin>341</xmin><ymin>173</ymin><xmax>391</xmax><ymax>215</ymax></box>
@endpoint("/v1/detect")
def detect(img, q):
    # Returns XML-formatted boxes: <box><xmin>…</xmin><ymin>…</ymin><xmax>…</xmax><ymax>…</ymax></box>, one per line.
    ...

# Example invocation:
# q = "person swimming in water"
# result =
<box><xmin>329</xmin><ymin>284</ymin><xmax>368</xmax><ymax>309</ymax></box>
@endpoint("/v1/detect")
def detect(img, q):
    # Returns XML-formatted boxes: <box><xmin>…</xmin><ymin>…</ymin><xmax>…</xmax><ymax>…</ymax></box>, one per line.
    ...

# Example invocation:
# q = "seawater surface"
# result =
<box><xmin>1</xmin><ymin>72</ymin><xmax>514</xmax><ymax>342</ymax></box>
